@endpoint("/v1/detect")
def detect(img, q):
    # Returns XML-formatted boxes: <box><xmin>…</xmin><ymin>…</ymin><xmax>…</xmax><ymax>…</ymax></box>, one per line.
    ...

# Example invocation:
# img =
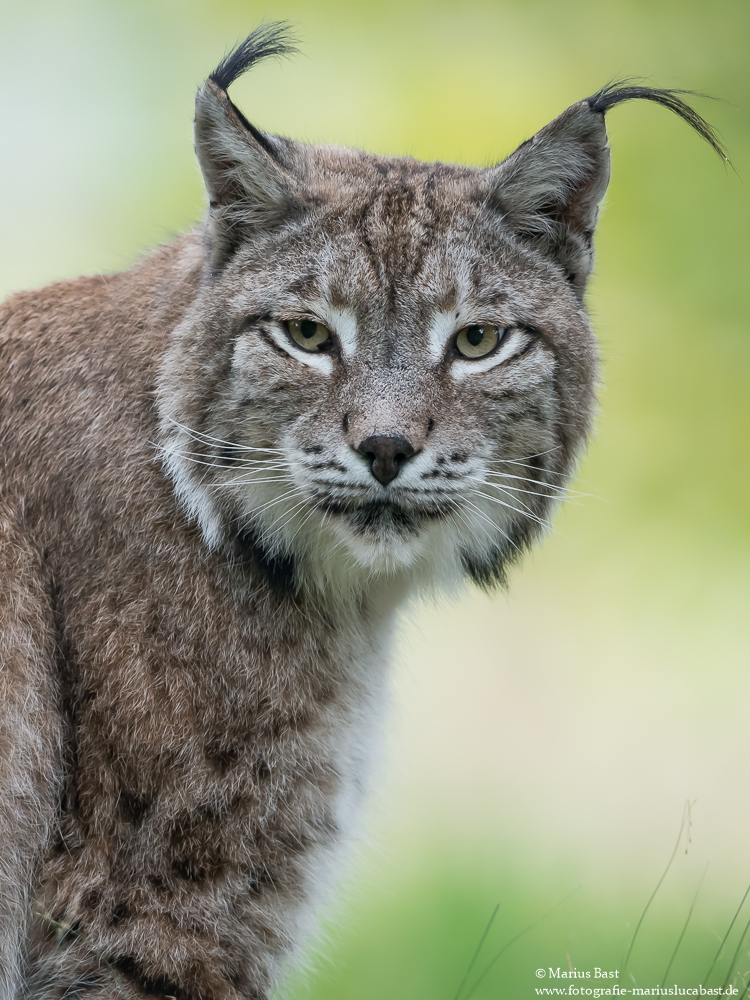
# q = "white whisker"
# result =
<box><xmin>450</xmin><ymin>501</ymin><xmax>496</xmax><ymax>546</ymax></box>
<box><xmin>169</xmin><ymin>447</ymin><xmax>287</xmax><ymax>465</ymax></box>
<box><xmin>264</xmin><ymin>496</ymin><xmax>313</xmax><ymax>535</ymax></box>
<box><xmin>471</xmin><ymin>489</ymin><xmax>550</xmax><ymax>530</ymax></box>
<box><xmin>476</xmin><ymin>474</ymin><xmax>574</xmax><ymax>499</ymax></box>
<box><xmin>478</xmin><ymin>477</ymin><xmax>586</xmax><ymax>508</ymax></box>
<box><xmin>461</xmin><ymin>498</ymin><xmax>519</xmax><ymax>551</ymax></box>
<box><xmin>484</xmin><ymin>469</ymin><xmax>597</xmax><ymax>500</ymax></box>
<box><xmin>226</xmin><ymin>487</ymin><xmax>308</xmax><ymax>536</ymax></box>
<box><xmin>206</xmin><ymin>476</ymin><xmax>292</xmax><ymax>492</ymax></box>
<box><xmin>480</xmin><ymin>481</ymin><xmax>546</xmax><ymax>519</ymax></box>
<box><xmin>165</xmin><ymin>417</ymin><xmax>284</xmax><ymax>454</ymax></box>
<box><xmin>251</xmin><ymin>487</ymin><xmax>307</xmax><ymax>518</ymax></box>
<box><xmin>166</xmin><ymin>451</ymin><xmax>288</xmax><ymax>473</ymax></box>
<box><xmin>486</xmin><ymin>454</ymin><xmax>567</xmax><ymax>478</ymax></box>
<box><xmin>286</xmin><ymin>501</ymin><xmax>322</xmax><ymax>546</ymax></box>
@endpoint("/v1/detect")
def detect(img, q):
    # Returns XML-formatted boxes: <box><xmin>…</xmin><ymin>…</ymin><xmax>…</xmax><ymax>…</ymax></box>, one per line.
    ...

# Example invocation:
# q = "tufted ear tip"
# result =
<box><xmin>586</xmin><ymin>81</ymin><xmax>728</xmax><ymax>161</ymax></box>
<box><xmin>193</xmin><ymin>25</ymin><xmax>301</xmax><ymax>274</ymax></box>
<box><xmin>488</xmin><ymin>83</ymin><xmax>724</xmax><ymax>295</ymax></box>
<box><xmin>208</xmin><ymin>21</ymin><xmax>297</xmax><ymax>93</ymax></box>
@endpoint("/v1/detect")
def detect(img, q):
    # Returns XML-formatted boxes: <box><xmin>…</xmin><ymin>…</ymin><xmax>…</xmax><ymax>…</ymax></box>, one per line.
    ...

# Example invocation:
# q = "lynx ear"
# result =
<box><xmin>490</xmin><ymin>84</ymin><xmax>726</xmax><ymax>295</ymax></box>
<box><xmin>194</xmin><ymin>24</ymin><xmax>300</xmax><ymax>273</ymax></box>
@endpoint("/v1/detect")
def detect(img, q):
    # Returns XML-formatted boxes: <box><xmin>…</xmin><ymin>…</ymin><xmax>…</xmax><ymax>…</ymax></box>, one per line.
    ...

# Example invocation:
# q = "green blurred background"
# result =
<box><xmin>1</xmin><ymin>0</ymin><xmax>748</xmax><ymax>996</ymax></box>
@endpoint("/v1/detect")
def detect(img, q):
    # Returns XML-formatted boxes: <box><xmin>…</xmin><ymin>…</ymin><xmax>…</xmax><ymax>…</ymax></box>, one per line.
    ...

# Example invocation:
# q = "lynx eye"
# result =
<box><xmin>287</xmin><ymin>319</ymin><xmax>332</xmax><ymax>353</ymax></box>
<box><xmin>455</xmin><ymin>324</ymin><xmax>502</xmax><ymax>359</ymax></box>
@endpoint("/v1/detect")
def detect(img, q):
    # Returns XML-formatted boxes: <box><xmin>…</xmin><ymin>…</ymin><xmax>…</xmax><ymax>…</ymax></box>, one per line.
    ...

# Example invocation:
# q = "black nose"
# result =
<box><xmin>357</xmin><ymin>434</ymin><xmax>416</xmax><ymax>486</ymax></box>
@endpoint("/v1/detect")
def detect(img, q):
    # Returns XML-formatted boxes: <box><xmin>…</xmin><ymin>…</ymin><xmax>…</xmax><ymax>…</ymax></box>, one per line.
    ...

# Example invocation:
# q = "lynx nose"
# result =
<box><xmin>357</xmin><ymin>434</ymin><xmax>416</xmax><ymax>487</ymax></box>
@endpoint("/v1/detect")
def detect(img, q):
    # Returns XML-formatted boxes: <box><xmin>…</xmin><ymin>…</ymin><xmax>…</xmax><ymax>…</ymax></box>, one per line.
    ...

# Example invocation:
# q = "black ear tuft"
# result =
<box><xmin>209</xmin><ymin>22</ymin><xmax>298</xmax><ymax>94</ymax></box>
<box><xmin>195</xmin><ymin>23</ymin><xmax>302</xmax><ymax>273</ymax></box>
<box><xmin>488</xmin><ymin>78</ymin><xmax>727</xmax><ymax>296</ymax></box>
<box><xmin>587</xmin><ymin>81</ymin><xmax>728</xmax><ymax>161</ymax></box>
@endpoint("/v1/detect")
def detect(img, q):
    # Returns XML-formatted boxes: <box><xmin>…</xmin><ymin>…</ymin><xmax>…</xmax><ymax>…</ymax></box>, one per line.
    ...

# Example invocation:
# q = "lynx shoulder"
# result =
<box><xmin>0</xmin><ymin>23</ymin><xmax>723</xmax><ymax>999</ymax></box>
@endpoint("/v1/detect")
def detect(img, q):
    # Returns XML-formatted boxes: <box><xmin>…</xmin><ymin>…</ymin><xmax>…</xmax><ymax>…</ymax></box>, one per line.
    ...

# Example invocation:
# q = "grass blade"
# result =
<box><xmin>452</xmin><ymin>904</ymin><xmax>500</xmax><ymax>1000</ymax></box>
<box><xmin>463</xmin><ymin>886</ymin><xmax>580</xmax><ymax>1000</ymax></box>
<box><xmin>703</xmin><ymin>879</ymin><xmax>750</xmax><ymax>987</ymax></box>
<box><xmin>621</xmin><ymin>801</ymin><xmax>691</xmax><ymax>976</ymax></box>
<box><xmin>660</xmin><ymin>862</ymin><xmax>709</xmax><ymax>987</ymax></box>
<box><xmin>721</xmin><ymin>912</ymin><xmax>750</xmax><ymax>994</ymax></box>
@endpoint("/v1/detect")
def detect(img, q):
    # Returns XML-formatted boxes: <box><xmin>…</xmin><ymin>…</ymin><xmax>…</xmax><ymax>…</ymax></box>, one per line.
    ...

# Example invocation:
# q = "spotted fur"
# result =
<box><xmin>0</xmin><ymin>23</ymin><xmax>722</xmax><ymax>999</ymax></box>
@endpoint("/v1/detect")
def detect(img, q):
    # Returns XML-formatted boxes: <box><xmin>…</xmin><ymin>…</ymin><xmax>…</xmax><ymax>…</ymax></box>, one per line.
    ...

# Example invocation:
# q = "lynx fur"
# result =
<box><xmin>0</xmin><ymin>24</ymin><xmax>723</xmax><ymax>999</ymax></box>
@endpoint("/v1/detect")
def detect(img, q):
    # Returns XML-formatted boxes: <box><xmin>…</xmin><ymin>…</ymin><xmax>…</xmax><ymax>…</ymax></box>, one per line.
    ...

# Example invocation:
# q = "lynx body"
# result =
<box><xmin>0</xmin><ymin>25</ymin><xmax>722</xmax><ymax>999</ymax></box>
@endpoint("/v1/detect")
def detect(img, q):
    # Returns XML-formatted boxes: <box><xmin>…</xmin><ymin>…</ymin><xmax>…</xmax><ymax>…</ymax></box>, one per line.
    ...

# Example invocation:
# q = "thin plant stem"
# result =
<box><xmin>737</xmin><ymin>972</ymin><xmax>750</xmax><ymax>1000</ymax></box>
<box><xmin>721</xmin><ymin>912</ymin><xmax>750</xmax><ymax>994</ymax></box>
<box><xmin>703</xmin><ymin>880</ymin><xmax>750</xmax><ymax>987</ymax></box>
<box><xmin>660</xmin><ymin>862</ymin><xmax>709</xmax><ymax>987</ymax></box>
<box><xmin>463</xmin><ymin>887</ymin><xmax>580</xmax><ymax>1000</ymax></box>
<box><xmin>621</xmin><ymin>801</ymin><xmax>691</xmax><ymax>976</ymax></box>
<box><xmin>452</xmin><ymin>904</ymin><xmax>500</xmax><ymax>1000</ymax></box>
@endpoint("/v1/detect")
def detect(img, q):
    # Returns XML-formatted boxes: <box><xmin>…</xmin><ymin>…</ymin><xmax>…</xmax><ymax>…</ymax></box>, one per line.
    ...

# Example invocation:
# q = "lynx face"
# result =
<box><xmin>158</xmin><ymin>26</ymin><xmax>722</xmax><ymax>596</ymax></box>
<box><xmin>161</xmin><ymin>159</ymin><xmax>595</xmax><ymax>592</ymax></box>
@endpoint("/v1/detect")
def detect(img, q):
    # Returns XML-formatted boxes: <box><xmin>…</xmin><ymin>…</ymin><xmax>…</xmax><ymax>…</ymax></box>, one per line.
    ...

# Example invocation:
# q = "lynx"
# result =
<box><xmin>0</xmin><ymin>23</ymin><xmax>724</xmax><ymax>1000</ymax></box>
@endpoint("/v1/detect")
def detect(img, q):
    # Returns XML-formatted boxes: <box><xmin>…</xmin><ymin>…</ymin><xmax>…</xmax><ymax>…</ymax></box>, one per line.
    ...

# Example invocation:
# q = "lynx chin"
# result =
<box><xmin>0</xmin><ymin>22</ymin><xmax>724</xmax><ymax>1000</ymax></box>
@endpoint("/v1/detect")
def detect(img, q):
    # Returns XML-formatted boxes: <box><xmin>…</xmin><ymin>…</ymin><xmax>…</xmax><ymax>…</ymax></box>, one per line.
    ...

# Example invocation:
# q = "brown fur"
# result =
<box><xmin>0</xmin><ymin>25</ymin><xmax>722</xmax><ymax>999</ymax></box>
<box><xmin>2</xmin><ymin>247</ymin><xmax>391</xmax><ymax>997</ymax></box>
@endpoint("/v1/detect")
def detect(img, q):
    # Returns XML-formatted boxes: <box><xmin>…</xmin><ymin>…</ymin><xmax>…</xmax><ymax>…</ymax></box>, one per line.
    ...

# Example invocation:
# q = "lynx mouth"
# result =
<box><xmin>319</xmin><ymin>498</ymin><xmax>445</xmax><ymax>536</ymax></box>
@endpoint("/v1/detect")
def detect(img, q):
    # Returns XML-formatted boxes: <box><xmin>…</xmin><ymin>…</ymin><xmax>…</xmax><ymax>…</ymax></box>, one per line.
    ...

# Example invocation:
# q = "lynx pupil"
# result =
<box><xmin>467</xmin><ymin>325</ymin><xmax>484</xmax><ymax>346</ymax></box>
<box><xmin>301</xmin><ymin>320</ymin><xmax>317</xmax><ymax>339</ymax></box>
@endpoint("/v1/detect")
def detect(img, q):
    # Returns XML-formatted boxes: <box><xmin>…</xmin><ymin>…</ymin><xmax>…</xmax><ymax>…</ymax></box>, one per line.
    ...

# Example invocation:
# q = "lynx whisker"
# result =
<box><xmin>486</xmin><ymin>481</ymin><xmax>586</xmax><ymax>509</ymax></box>
<box><xmin>253</xmin><ymin>487</ymin><xmax>308</xmax><ymax>517</ymax></box>
<box><xmin>461</xmin><ymin>497</ymin><xmax>520</xmax><ymax>551</ymax></box>
<box><xmin>471</xmin><ymin>490</ymin><xmax>551</xmax><ymax>530</ymax></box>
<box><xmin>490</xmin><ymin>484</ymin><xmax>567</xmax><ymax>523</ymax></box>
<box><xmin>266</xmin><ymin>496</ymin><xmax>313</xmax><ymax>533</ymax></box>
<box><xmin>451</xmin><ymin>503</ymin><xmax>498</xmax><ymax>546</ymax></box>
<box><xmin>476</xmin><ymin>474</ymin><xmax>581</xmax><ymax>501</ymax></box>
<box><xmin>286</xmin><ymin>501</ymin><xmax>324</xmax><ymax>547</ymax></box>
<box><xmin>487</xmin><ymin>447</ymin><xmax>566</xmax><ymax>474</ymax></box>
<box><xmin>225</xmin><ymin>467</ymin><xmax>290</xmax><ymax>476</ymax></box>
<box><xmin>486</xmin><ymin>464</ymin><xmax>567</xmax><ymax>482</ymax></box>
<box><xmin>155</xmin><ymin>437</ymin><xmax>288</xmax><ymax>468</ymax></box>
<box><xmin>474</xmin><ymin>483</ymin><xmax>547</xmax><ymax>524</ymax></box>
<box><xmin>171</xmin><ymin>447</ymin><xmax>288</xmax><ymax>465</ymax></box>
<box><xmin>206</xmin><ymin>476</ymin><xmax>292</xmax><ymax>492</ymax></box>
<box><xmin>483</xmin><ymin>467</ymin><xmax>565</xmax><ymax>485</ymax></box>
<box><xmin>166</xmin><ymin>417</ymin><xmax>285</xmax><ymax>454</ymax></box>
<box><xmin>498</xmin><ymin>445</ymin><xmax>563</xmax><ymax>463</ymax></box>
<box><xmin>488</xmin><ymin>468</ymin><xmax>596</xmax><ymax>501</ymax></box>
<box><xmin>471</xmin><ymin>475</ymin><xmax>555</xmax><ymax>508</ymax></box>
<box><xmin>488</xmin><ymin>462</ymin><xmax>569</xmax><ymax>479</ymax></box>
<box><xmin>168</xmin><ymin>451</ymin><xmax>288</xmax><ymax>473</ymax></box>
<box><xmin>227</xmin><ymin>487</ymin><xmax>308</xmax><ymax>535</ymax></box>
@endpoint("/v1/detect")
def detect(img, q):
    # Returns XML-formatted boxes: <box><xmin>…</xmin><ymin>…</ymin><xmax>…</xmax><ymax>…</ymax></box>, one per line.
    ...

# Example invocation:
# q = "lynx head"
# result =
<box><xmin>158</xmin><ymin>24</ymin><xmax>724</xmax><ymax>599</ymax></box>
